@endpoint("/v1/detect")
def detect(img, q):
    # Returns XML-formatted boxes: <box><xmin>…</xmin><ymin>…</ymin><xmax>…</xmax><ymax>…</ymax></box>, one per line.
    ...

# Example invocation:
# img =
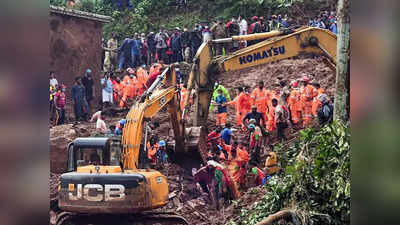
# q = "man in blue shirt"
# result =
<box><xmin>330</xmin><ymin>20</ymin><xmax>337</xmax><ymax>34</ymax></box>
<box><xmin>71</xmin><ymin>76</ymin><xmax>89</xmax><ymax>121</ymax></box>
<box><xmin>118</xmin><ymin>37</ymin><xmax>132</xmax><ymax>70</ymax></box>
<box><xmin>131</xmin><ymin>33</ymin><xmax>142</xmax><ymax>68</ymax></box>
<box><xmin>101</xmin><ymin>73</ymin><xmax>113</xmax><ymax>107</ymax></box>
<box><xmin>215</xmin><ymin>89</ymin><xmax>227</xmax><ymax>126</ymax></box>
<box><xmin>221</xmin><ymin>123</ymin><xmax>233</xmax><ymax>145</ymax></box>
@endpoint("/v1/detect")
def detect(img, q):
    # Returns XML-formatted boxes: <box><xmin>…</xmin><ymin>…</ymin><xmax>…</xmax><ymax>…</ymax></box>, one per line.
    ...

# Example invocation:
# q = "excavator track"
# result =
<box><xmin>55</xmin><ymin>211</ymin><xmax>189</xmax><ymax>225</ymax></box>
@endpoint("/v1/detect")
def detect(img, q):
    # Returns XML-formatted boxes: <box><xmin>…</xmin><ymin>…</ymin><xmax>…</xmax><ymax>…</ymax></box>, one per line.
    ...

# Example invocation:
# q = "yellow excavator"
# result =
<box><xmin>53</xmin><ymin>26</ymin><xmax>336</xmax><ymax>225</ymax></box>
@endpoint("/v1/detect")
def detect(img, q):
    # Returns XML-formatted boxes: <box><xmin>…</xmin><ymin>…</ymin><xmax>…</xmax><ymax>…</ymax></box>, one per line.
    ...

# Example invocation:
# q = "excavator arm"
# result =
<box><xmin>185</xmin><ymin>26</ymin><xmax>337</xmax><ymax>126</ymax></box>
<box><xmin>121</xmin><ymin>66</ymin><xmax>185</xmax><ymax>170</ymax></box>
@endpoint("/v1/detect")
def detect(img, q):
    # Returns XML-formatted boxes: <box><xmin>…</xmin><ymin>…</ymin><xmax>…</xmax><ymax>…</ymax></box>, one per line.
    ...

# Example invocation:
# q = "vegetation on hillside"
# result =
<box><xmin>50</xmin><ymin>0</ymin><xmax>336</xmax><ymax>40</ymax></box>
<box><xmin>227</xmin><ymin>121</ymin><xmax>350</xmax><ymax>225</ymax></box>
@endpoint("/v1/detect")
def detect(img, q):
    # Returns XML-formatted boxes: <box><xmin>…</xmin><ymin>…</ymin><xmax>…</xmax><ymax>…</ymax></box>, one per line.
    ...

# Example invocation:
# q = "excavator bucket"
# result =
<box><xmin>166</xmin><ymin>126</ymin><xmax>208</xmax><ymax>170</ymax></box>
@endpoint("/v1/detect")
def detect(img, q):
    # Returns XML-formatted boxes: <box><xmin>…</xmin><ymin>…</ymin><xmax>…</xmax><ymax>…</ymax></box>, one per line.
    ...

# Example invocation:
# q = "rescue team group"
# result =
<box><xmin>188</xmin><ymin>76</ymin><xmax>333</xmax><ymax>209</ymax></box>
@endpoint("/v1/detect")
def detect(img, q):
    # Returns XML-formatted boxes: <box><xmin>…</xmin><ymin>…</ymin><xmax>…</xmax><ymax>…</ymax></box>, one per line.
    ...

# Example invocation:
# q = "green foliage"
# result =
<box><xmin>226</xmin><ymin>121</ymin><xmax>350</xmax><ymax>225</ymax></box>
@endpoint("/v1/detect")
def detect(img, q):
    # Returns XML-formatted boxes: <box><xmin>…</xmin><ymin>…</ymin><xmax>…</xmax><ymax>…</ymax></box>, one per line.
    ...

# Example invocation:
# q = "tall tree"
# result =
<box><xmin>333</xmin><ymin>0</ymin><xmax>350</xmax><ymax>121</ymax></box>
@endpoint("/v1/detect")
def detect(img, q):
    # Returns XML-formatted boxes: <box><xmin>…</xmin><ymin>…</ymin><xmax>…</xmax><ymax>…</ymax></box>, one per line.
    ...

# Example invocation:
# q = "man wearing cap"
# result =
<box><xmin>210</xmin><ymin>18</ymin><xmax>228</xmax><ymax>55</ymax></box>
<box><xmin>81</xmin><ymin>69</ymin><xmax>94</xmax><ymax>111</ymax></box>
<box><xmin>300</xmin><ymin>75</ymin><xmax>318</xmax><ymax>127</ymax></box>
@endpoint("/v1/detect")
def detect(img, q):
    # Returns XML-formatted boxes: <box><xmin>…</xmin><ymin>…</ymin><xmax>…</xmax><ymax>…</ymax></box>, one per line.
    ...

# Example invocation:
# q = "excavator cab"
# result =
<box><xmin>66</xmin><ymin>137</ymin><xmax>121</xmax><ymax>172</ymax></box>
<box><xmin>58</xmin><ymin>136</ymin><xmax>169</xmax><ymax>215</ymax></box>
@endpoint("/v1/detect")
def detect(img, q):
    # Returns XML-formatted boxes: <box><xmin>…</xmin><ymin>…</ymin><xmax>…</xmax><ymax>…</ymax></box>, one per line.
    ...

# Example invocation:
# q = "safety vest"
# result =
<box><xmin>251</xmin><ymin>88</ymin><xmax>269</xmax><ymax>112</ymax></box>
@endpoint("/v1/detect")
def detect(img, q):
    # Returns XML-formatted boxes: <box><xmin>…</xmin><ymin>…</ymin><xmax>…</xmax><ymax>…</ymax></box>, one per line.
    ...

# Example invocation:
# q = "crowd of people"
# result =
<box><xmin>101</xmin><ymin>13</ymin><xmax>297</xmax><ymax>73</ymax></box>
<box><xmin>309</xmin><ymin>10</ymin><xmax>337</xmax><ymax>34</ymax></box>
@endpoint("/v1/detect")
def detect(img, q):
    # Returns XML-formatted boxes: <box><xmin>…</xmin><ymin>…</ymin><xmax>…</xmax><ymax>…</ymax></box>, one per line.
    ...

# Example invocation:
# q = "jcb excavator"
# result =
<box><xmin>53</xmin><ymin>26</ymin><xmax>336</xmax><ymax>225</ymax></box>
<box><xmin>55</xmin><ymin>66</ymin><xmax>205</xmax><ymax>225</ymax></box>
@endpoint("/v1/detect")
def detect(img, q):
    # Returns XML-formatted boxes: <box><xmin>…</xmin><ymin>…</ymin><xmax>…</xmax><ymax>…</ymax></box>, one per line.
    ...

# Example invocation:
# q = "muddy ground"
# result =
<box><xmin>50</xmin><ymin>56</ymin><xmax>335</xmax><ymax>224</ymax></box>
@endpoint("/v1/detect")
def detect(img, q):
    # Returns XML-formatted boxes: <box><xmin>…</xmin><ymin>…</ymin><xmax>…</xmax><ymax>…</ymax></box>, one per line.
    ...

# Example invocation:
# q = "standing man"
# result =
<box><xmin>54</xmin><ymin>84</ymin><xmax>66</xmax><ymax>125</ymax></box>
<box><xmin>101</xmin><ymin>72</ymin><xmax>114</xmax><ymax>108</ymax></box>
<box><xmin>275</xmin><ymin>98</ymin><xmax>289</xmax><ymax>142</ymax></box>
<box><xmin>155</xmin><ymin>29</ymin><xmax>168</xmax><ymax>63</ymax></box>
<box><xmin>210</xmin><ymin>18</ymin><xmax>228</xmax><ymax>55</ymax></box>
<box><xmin>238</xmin><ymin>15</ymin><xmax>248</xmax><ymax>48</ymax></box>
<box><xmin>190</xmin><ymin>25</ymin><xmax>203</xmax><ymax>60</ymax></box>
<box><xmin>288</xmin><ymin>80</ymin><xmax>302</xmax><ymax>127</ymax></box>
<box><xmin>118</xmin><ymin>37</ymin><xmax>132</xmax><ymax>70</ymax></box>
<box><xmin>214</xmin><ymin>89</ymin><xmax>228</xmax><ymax>127</ymax></box>
<box><xmin>81</xmin><ymin>69</ymin><xmax>94</xmax><ymax>112</ymax></box>
<box><xmin>181</xmin><ymin>28</ymin><xmax>192</xmax><ymax>63</ymax></box>
<box><xmin>299</xmin><ymin>76</ymin><xmax>317</xmax><ymax>127</ymax></box>
<box><xmin>49</xmin><ymin>71</ymin><xmax>58</xmax><ymax>88</ymax></box>
<box><xmin>251</xmin><ymin>80</ymin><xmax>269</xmax><ymax>122</ymax></box>
<box><xmin>170</xmin><ymin>28</ymin><xmax>183</xmax><ymax>63</ymax></box>
<box><xmin>103</xmin><ymin>33</ymin><xmax>118</xmax><ymax>72</ymax></box>
<box><xmin>146</xmin><ymin>32</ymin><xmax>156</xmax><ymax>66</ymax></box>
<box><xmin>71</xmin><ymin>77</ymin><xmax>88</xmax><ymax>121</ymax></box>
<box><xmin>210</xmin><ymin>81</ymin><xmax>231</xmax><ymax>110</ymax></box>
<box><xmin>131</xmin><ymin>33</ymin><xmax>142</xmax><ymax>68</ymax></box>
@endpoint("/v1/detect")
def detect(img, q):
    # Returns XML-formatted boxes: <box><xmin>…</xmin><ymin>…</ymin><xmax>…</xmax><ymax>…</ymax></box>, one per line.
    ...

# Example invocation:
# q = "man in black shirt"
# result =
<box><xmin>81</xmin><ymin>69</ymin><xmax>94</xmax><ymax>112</ymax></box>
<box><xmin>242</xmin><ymin>105</ymin><xmax>266</xmax><ymax>128</ymax></box>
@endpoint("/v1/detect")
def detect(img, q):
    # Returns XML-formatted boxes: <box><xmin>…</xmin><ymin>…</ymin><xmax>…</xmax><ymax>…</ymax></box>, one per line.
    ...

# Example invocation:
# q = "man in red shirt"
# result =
<box><xmin>54</xmin><ymin>84</ymin><xmax>66</xmax><ymax>125</ymax></box>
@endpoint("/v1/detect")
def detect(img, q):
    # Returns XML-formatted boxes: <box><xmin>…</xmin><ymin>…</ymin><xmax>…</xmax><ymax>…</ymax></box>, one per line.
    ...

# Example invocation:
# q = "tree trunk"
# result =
<box><xmin>255</xmin><ymin>209</ymin><xmax>299</xmax><ymax>225</ymax></box>
<box><xmin>333</xmin><ymin>0</ymin><xmax>350</xmax><ymax>122</ymax></box>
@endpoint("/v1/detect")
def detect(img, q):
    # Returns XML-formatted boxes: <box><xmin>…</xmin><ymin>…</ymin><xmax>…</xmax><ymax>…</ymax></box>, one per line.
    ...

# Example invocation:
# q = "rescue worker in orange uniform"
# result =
<box><xmin>287</xmin><ymin>80</ymin><xmax>301</xmax><ymax>126</ymax></box>
<box><xmin>251</xmin><ymin>81</ymin><xmax>270</xmax><ymax>122</ymax></box>
<box><xmin>227</xmin><ymin>87</ymin><xmax>243</xmax><ymax>126</ymax></box>
<box><xmin>299</xmin><ymin>76</ymin><xmax>318</xmax><ymax>127</ymax></box>
<box><xmin>136</xmin><ymin>66</ymin><xmax>148</xmax><ymax>95</ymax></box>
<box><xmin>119</xmin><ymin>72</ymin><xmax>132</xmax><ymax>108</ymax></box>
<box><xmin>266</xmin><ymin>98</ymin><xmax>278</xmax><ymax>132</ymax></box>
<box><xmin>312</xmin><ymin>82</ymin><xmax>325</xmax><ymax>117</ymax></box>
<box><xmin>147</xmin><ymin>136</ymin><xmax>159</xmax><ymax>164</ymax></box>
<box><xmin>113</xmin><ymin>76</ymin><xmax>123</xmax><ymax>104</ymax></box>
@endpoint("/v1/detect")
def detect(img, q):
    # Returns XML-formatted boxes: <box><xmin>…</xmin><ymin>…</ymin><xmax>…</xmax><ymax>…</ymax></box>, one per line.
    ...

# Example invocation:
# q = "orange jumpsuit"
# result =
<box><xmin>300</xmin><ymin>84</ymin><xmax>318</xmax><ymax>127</ymax></box>
<box><xmin>288</xmin><ymin>88</ymin><xmax>301</xmax><ymax>124</ymax></box>
<box><xmin>251</xmin><ymin>88</ymin><xmax>270</xmax><ymax>121</ymax></box>
<box><xmin>119</xmin><ymin>76</ymin><xmax>131</xmax><ymax>108</ymax></box>
<box><xmin>113</xmin><ymin>82</ymin><xmax>122</xmax><ymax>103</ymax></box>
<box><xmin>266</xmin><ymin>105</ymin><xmax>276</xmax><ymax>131</ymax></box>
<box><xmin>180</xmin><ymin>87</ymin><xmax>188</xmax><ymax>112</ymax></box>
<box><xmin>136</xmin><ymin>67</ymin><xmax>148</xmax><ymax>95</ymax></box>
<box><xmin>312</xmin><ymin>88</ymin><xmax>325</xmax><ymax>116</ymax></box>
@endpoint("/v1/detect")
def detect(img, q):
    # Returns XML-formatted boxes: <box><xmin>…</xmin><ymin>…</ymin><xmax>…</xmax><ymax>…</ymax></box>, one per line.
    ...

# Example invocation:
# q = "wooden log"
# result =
<box><xmin>254</xmin><ymin>209</ymin><xmax>299</xmax><ymax>225</ymax></box>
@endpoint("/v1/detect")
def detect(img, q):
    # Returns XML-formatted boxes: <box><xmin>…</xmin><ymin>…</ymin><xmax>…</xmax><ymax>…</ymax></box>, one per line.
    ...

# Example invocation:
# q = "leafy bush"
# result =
<box><xmin>227</xmin><ymin>121</ymin><xmax>350</xmax><ymax>225</ymax></box>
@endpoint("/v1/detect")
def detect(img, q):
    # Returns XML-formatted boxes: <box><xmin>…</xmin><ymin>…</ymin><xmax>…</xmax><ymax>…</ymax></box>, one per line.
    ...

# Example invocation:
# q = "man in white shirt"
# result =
<box><xmin>50</xmin><ymin>71</ymin><xmax>58</xmax><ymax>88</ymax></box>
<box><xmin>96</xmin><ymin>115</ymin><xmax>107</xmax><ymax>134</ymax></box>
<box><xmin>238</xmin><ymin>15</ymin><xmax>248</xmax><ymax>47</ymax></box>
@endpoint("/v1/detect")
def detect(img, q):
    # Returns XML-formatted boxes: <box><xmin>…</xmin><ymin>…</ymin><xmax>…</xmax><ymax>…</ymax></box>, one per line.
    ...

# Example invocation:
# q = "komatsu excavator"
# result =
<box><xmin>53</xmin><ymin>26</ymin><xmax>336</xmax><ymax>225</ymax></box>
